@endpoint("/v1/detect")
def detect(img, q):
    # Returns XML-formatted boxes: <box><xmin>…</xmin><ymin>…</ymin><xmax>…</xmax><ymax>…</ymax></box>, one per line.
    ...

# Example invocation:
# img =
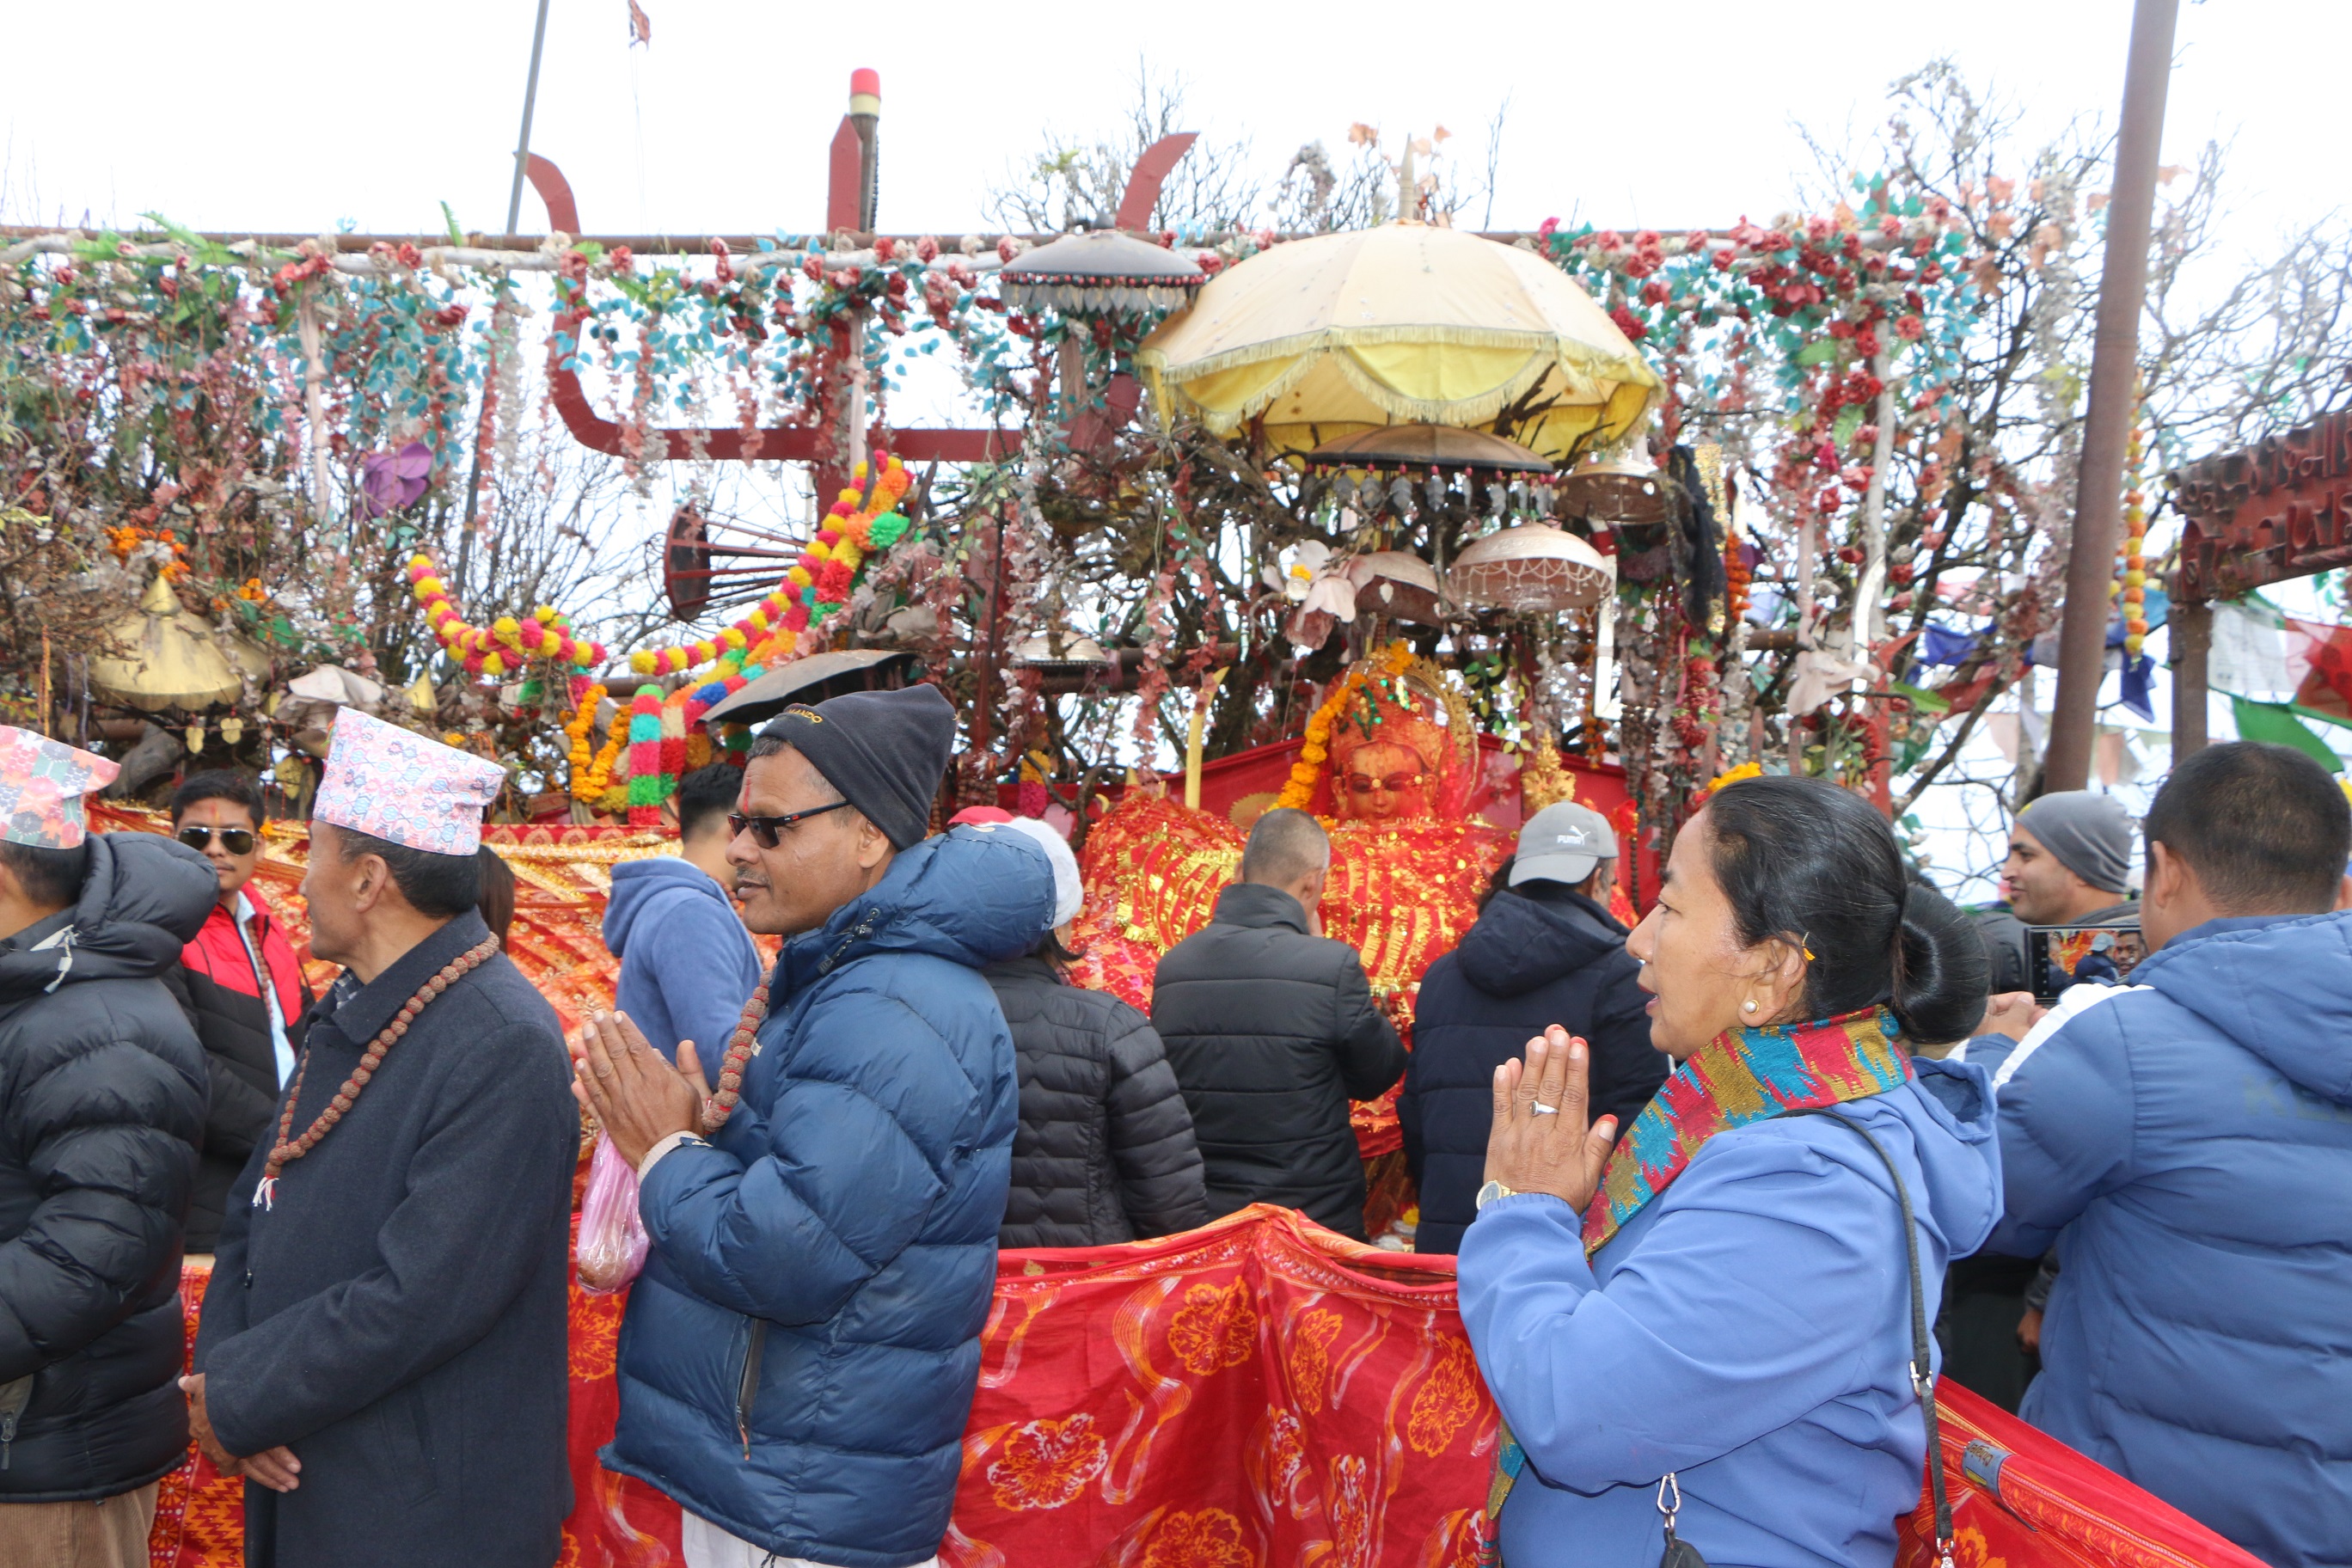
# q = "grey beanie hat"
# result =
<box><xmin>2017</xmin><ymin>790</ymin><xmax>2134</xmax><ymax>895</ymax></box>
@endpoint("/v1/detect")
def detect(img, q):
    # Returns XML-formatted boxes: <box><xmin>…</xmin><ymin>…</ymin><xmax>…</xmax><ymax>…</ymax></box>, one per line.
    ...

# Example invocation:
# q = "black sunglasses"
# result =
<box><xmin>178</xmin><ymin>825</ymin><xmax>257</xmax><ymax>855</ymax></box>
<box><xmin>728</xmin><ymin>799</ymin><xmax>852</xmax><ymax>848</ymax></box>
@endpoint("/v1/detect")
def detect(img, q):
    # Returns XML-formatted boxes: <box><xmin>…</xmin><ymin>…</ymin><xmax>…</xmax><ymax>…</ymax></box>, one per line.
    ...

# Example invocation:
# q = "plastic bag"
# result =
<box><xmin>576</xmin><ymin>1132</ymin><xmax>649</xmax><ymax>1295</ymax></box>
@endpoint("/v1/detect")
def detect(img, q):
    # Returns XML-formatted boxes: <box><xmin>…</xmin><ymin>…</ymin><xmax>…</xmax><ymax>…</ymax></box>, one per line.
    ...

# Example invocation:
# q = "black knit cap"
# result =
<box><xmin>757</xmin><ymin>684</ymin><xmax>955</xmax><ymax>849</ymax></box>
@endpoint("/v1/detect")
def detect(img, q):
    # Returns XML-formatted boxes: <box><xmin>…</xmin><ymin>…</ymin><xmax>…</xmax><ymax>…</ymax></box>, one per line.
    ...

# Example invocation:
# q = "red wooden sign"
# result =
<box><xmin>2172</xmin><ymin>409</ymin><xmax>2352</xmax><ymax>602</ymax></box>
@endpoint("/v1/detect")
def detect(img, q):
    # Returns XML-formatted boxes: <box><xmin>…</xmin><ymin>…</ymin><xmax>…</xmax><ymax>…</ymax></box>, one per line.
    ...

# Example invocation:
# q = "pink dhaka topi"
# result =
<box><xmin>313</xmin><ymin>707</ymin><xmax>504</xmax><ymax>856</ymax></box>
<box><xmin>0</xmin><ymin>725</ymin><xmax>121</xmax><ymax>849</ymax></box>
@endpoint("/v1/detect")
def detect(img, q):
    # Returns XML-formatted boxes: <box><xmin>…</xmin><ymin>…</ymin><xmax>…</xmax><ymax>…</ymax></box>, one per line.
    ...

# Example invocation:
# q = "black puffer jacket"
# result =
<box><xmin>0</xmin><ymin>831</ymin><xmax>212</xmax><ymax>1500</ymax></box>
<box><xmin>1151</xmin><ymin>884</ymin><xmax>1406</xmax><ymax>1240</ymax></box>
<box><xmin>1400</xmin><ymin>881</ymin><xmax>1667</xmax><ymax>1254</ymax></box>
<box><xmin>987</xmin><ymin>954</ymin><xmax>1208</xmax><ymax>1247</ymax></box>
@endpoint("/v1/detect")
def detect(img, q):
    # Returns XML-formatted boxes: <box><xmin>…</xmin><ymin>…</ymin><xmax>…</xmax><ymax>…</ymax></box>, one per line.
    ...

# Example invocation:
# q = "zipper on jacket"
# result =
<box><xmin>0</xmin><ymin>1375</ymin><xmax>33</xmax><ymax>1471</ymax></box>
<box><xmin>733</xmin><ymin>1320</ymin><xmax>768</xmax><ymax>1460</ymax></box>
<box><xmin>818</xmin><ymin>911</ymin><xmax>880</xmax><ymax>977</ymax></box>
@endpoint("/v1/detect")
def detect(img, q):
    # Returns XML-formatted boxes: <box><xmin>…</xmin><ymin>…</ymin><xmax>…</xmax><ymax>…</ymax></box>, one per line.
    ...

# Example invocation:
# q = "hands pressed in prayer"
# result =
<box><xmin>1979</xmin><ymin>990</ymin><xmax>2045</xmax><ymax>1043</ymax></box>
<box><xmin>570</xmin><ymin>1010</ymin><xmax>710</xmax><ymax>1167</ymax></box>
<box><xmin>181</xmin><ymin>1373</ymin><xmax>302</xmax><ymax>1491</ymax></box>
<box><xmin>1482</xmin><ymin>1025</ymin><xmax>1621</xmax><ymax>1212</ymax></box>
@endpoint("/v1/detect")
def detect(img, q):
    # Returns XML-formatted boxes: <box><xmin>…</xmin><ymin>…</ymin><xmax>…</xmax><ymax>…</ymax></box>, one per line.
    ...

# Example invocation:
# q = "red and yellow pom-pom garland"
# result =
<box><xmin>407</xmin><ymin>563</ymin><xmax>608</xmax><ymax>678</ymax></box>
<box><xmin>405</xmin><ymin>452</ymin><xmax>916</xmax><ymax>689</ymax></box>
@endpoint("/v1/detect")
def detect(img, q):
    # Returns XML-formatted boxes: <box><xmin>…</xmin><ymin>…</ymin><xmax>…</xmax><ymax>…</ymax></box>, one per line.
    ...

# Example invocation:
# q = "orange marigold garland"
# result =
<box><xmin>1277</xmin><ymin>641</ymin><xmax>1416</xmax><ymax>812</ymax></box>
<box><xmin>2116</xmin><ymin>414</ymin><xmax>2149</xmax><ymax>656</ymax></box>
<box><xmin>565</xmin><ymin>683</ymin><xmax>610</xmax><ymax>800</ymax></box>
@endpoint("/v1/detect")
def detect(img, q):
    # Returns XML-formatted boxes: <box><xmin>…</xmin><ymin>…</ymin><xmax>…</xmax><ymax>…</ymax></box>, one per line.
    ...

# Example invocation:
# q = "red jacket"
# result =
<box><xmin>165</xmin><ymin>895</ymin><xmax>312</xmax><ymax>1249</ymax></box>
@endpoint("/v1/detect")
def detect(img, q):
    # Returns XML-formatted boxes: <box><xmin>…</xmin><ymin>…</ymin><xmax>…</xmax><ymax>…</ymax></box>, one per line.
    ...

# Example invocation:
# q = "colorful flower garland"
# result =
<box><xmin>407</xmin><ymin>455</ymin><xmax>915</xmax><ymax>691</ymax></box>
<box><xmin>1277</xmin><ymin>641</ymin><xmax>1416</xmax><ymax>812</ymax></box>
<box><xmin>566</xmin><ymin>683</ymin><xmax>619</xmax><ymax>803</ymax></box>
<box><xmin>407</xmin><ymin>564</ymin><xmax>608</xmax><ymax>677</ymax></box>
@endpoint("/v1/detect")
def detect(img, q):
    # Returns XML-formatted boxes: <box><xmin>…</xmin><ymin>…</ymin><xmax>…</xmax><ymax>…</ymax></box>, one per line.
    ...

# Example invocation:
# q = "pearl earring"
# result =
<box><xmin>1743</xmin><ymin>999</ymin><xmax>1758</xmax><ymax>1014</ymax></box>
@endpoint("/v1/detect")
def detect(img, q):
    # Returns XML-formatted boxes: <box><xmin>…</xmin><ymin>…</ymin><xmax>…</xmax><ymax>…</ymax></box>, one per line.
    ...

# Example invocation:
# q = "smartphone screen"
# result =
<box><xmin>2024</xmin><ymin>924</ymin><xmax>2145</xmax><ymax>1005</ymax></box>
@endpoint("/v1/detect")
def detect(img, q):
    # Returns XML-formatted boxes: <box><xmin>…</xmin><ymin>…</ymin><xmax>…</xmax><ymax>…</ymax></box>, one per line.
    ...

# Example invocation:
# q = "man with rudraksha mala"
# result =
<box><xmin>573</xmin><ymin>685</ymin><xmax>1054</xmax><ymax>1568</ymax></box>
<box><xmin>185</xmin><ymin>707</ymin><xmax>579</xmax><ymax>1568</ymax></box>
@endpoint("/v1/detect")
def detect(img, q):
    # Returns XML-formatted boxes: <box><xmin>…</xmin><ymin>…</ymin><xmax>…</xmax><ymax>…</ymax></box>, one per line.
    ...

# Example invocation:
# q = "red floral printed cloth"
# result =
<box><xmin>150</xmin><ymin>1208</ymin><xmax>2262</xmax><ymax>1568</ymax></box>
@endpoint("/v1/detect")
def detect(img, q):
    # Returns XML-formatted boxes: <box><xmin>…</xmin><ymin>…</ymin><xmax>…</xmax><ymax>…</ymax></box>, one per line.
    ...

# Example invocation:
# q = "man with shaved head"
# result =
<box><xmin>1150</xmin><ymin>808</ymin><xmax>1406</xmax><ymax>1239</ymax></box>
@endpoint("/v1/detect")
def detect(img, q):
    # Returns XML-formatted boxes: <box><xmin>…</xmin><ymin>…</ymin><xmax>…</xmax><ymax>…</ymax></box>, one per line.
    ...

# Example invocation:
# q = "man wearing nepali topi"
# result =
<box><xmin>187</xmin><ymin>708</ymin><xmax>579</xmax><ymax>1568</ymax></box>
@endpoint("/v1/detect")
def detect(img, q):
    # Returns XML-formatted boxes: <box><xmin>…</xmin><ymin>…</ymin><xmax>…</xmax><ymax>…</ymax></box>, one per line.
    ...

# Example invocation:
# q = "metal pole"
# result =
<box><xmin>504</xmin><ymin>0</ymin><xmax>554</xmax><ymax>236</ymax></box>
<box><xmin>2043</xmin><ymin>0</ymin><xmax>2180</xmax><ymax>793</ymax></box>
<box><xmin>462</xmin><ymin>0</ymin><xmax>553</xmax><ymax>607</ymax></box>
<box><xmin>2170</xmin><ymin>598</ymin><xmax>2210</xmax><ymax>760</ymax></box>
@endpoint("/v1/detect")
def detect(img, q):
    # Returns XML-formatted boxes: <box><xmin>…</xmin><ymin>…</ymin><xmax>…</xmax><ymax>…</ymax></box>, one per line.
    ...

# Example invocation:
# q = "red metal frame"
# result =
<box><xmin>528</xmin><ymin>128</ymin><xmax>1197</xmax><ymax>474</ymax></box>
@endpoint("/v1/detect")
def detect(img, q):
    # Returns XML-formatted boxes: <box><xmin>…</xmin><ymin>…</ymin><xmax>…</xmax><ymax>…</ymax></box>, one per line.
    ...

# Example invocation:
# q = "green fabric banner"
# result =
<box><xmin>2230</xmin><ymin>695</ymin><xmax>2343</xmax><ymax>771</ymax></box>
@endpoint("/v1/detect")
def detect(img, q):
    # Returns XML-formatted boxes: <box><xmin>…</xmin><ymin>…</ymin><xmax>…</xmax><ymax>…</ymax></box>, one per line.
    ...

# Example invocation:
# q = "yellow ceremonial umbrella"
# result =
<box><xmin>1136</xmin><ymin>223</ymin><xmax>1661</xmax><ymax>463</ymax></box>
<box><xmin>86</xmin><ymin>573</ymin><xmax>270</xmax><ymax>712</ymax></box>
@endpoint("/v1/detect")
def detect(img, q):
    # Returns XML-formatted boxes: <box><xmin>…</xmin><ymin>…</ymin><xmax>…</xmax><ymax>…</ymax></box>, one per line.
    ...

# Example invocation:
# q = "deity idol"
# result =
<box><xmin>1332</xmin><ymin>725</ymin><xmax>1445</xmax><ymax>823</ymax></box>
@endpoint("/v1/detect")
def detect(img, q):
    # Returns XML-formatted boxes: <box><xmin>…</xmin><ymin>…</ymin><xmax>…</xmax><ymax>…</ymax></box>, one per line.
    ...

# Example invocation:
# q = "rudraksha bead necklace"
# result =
<box><xmin>701</xmin><ymin>979</ymin><xmax>771</xmax><ymax>1130</ymax></box>
<box><xmin>253</xmin><ymin>934</ymin><xmax>501</xmax><ymax>1211</ymax></box>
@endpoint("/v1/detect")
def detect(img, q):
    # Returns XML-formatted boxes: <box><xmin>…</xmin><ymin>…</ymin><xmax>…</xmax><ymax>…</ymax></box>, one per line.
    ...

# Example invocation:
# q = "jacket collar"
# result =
<box><xmin>1213</xmin><ymin>881</ymin><xmax>1308</xmax><ymax>934</ymax></box>
<box><xmin>315</xmin><ymin>910</ymin><xmax>492</xmax><ymax>1048</ymax></box>
<box><xmin>986</xmin><ymin>951</ymin><xmax>1061</xmax><ymax>984</ymax></box>
<box><xmin>1511</xmin><ymin>882</ymin><xmax>1625</xmax><ymax>932</ymax></box>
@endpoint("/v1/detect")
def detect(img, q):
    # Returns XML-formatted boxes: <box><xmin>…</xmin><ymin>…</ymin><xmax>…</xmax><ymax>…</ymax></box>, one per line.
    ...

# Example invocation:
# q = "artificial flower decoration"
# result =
<box><xmin>359</xmin><ymin>441</ymin><xmax>435</xmax><ymax>518</ymax></box>
<box><xmin>1262</xmin><ymin>541</ymin><xmax>1333</xmax><ymax>602</ymax></box>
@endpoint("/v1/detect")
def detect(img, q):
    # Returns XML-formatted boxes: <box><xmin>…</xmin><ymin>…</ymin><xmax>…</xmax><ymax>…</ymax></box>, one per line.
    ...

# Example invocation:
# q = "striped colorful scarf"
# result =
<box><xmin>1480</xmin><ymin>1006</ymin><xmax>1912</xmax><ymax>1562</ymax></box>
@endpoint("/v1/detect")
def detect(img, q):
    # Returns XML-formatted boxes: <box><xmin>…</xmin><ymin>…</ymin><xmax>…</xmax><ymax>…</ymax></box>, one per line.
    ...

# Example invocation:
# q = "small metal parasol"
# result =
<box><xmin>999</xmin><ymin>230</ymin><xmax>1206</xmax><ymax>317</ymax></box>
<box><xmin>1449</xmin><ymin>524</ymin><xmax>1615</xmax><ymax>613</ymax></box>
<box><xmin>1556</xmin><ymin>452</ymin><xmax>1669</xmax><ymax>524</ymax></box>
<box><xmin>1010</xmin><ymin>627</ymin><xmax>1113</xmax><ymax>680</ymax></box>
<box><xmin>1348</xmin><ymin>552</ymin><xmax>1448</xmax><ymax>625</ymax></box>
<box><xmin>87</xmin><ymin>573</ymin><xmax>269</xmax><ymax>712</ymax></box>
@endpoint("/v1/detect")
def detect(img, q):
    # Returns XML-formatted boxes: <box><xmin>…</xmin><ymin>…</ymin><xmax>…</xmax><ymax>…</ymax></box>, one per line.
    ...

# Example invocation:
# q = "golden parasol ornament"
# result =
<box><xmin>86</xmin><ymin>573</ymin><xmax>270</xmax><ymax>713</ymax></box>
<box><xmin>1136</xmin><ymin>223</ymin><xmax>1661</xmax><ymax>463</ymax></box>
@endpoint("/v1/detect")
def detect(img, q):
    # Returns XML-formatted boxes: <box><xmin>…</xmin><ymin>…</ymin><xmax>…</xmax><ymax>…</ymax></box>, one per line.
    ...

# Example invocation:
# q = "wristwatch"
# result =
<box><xmin>1476</xmin><ymin>1179</ymin><xmax>1515</xmax><ymax>1211</ymax></box>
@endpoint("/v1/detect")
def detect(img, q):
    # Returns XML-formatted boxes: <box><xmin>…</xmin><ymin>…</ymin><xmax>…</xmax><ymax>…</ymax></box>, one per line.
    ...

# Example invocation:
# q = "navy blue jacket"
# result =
<box><xmin>1973</xmin><ymin>911</ymin><xmax>2352</xmax><ymax>1568</ymax></box>
<box><xmin>604</xmin><ymin>856</ymin><xmax>763</xmax><ymax>1063</ymax></box>
<box><xmin>196</xmin><ymin>911</ymin><xmax>579</xmax><ymax>1568</ymax></box>
<box><xmin>1401</xmin><ymin>884</ymin><xmax>1667</xmax><ymax>1254</ymax></box>
<box><xmin>603</xmin><ymin>826</ymin><xmax>1051</xmax><ymax>1568</ymax></box>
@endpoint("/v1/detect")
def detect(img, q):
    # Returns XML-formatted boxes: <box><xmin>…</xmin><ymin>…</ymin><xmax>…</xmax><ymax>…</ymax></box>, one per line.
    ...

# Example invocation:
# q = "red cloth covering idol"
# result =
<box><xmin>150</xmin><ymin>1215</ymin><xmax>2269</xmax><ymax>1568</ymax></box>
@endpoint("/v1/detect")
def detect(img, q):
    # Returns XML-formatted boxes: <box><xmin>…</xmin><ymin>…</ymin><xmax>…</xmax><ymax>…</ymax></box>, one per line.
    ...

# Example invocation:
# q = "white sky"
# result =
<box><xmin>11</xmin><ymin>0</ymin><xmax>2345</xmax><ymax>896</ymax></box>
<box><xmin>9</xmin><ymin>2</ymin><xmax>2343</xmax><ymax>253</ymax></box>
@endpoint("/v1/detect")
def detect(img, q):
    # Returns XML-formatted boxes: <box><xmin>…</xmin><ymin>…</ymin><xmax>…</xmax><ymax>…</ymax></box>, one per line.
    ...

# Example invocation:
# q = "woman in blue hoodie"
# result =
<box><xmin>1460</xmin><ymin>776</ymin><xmax>1999</xmax><ymax>1568</ymax></box>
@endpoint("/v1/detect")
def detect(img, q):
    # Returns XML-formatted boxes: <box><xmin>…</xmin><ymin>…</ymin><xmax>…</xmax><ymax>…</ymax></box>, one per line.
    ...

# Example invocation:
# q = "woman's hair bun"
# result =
<box><xmin>1705</xmin><ymin>776</ymin><xmax>1988</xmax><ymax>1042</ymax></box>
<box><xmin>1890</xmin><ymin>883</ymin><xmax>1989</xmax><ymax>1044</ymax></box>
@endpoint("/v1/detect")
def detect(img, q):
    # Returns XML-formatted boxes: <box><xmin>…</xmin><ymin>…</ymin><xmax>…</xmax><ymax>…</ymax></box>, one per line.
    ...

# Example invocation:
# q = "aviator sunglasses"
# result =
<box><xmin>177</xmin><ymin>825</ymin><xmax>258</xmax><ymax>855</ymax></box>
<box><xmin>727</xmin><ymin>799</ymin><xmax>853</xmax><ymax>848</ymax></box>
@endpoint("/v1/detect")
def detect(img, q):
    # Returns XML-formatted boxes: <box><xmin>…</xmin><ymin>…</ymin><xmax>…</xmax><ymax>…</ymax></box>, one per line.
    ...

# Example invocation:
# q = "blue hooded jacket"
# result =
<box><xmin>1459</xmin><ymin>1057</ymin><xmax>1999</xmax><ymax>1568</ymax></box>
<box><xmin>602</xmin><ymin>825</ymin><xmax>1051</xmax><ymax>1568</ymax></box>
<box><xmin>1972</xmin><ymin>912</ymin><xmax>2352</xmax><ymax>1568</ymax></box>
<box><xmin>603</xmin><ymin>856</ymin><xmax>764</xmax><ymax>1063</ymax></box>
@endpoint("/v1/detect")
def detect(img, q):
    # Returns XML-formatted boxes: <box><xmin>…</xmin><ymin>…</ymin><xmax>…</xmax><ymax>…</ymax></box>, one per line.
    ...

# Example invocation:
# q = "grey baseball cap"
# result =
<box><xmin>1511</xmin><ymin>800</ymin><xmax>1618</xmax><ymax>888</ymax></box>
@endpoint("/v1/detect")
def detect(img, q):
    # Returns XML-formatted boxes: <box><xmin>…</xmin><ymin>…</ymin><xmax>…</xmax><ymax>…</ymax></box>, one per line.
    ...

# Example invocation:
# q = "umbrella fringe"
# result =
<box><xmin>1139</xmin><ymin>325</ymin><xmax>1660</xmax><ymax>442</ymax></box>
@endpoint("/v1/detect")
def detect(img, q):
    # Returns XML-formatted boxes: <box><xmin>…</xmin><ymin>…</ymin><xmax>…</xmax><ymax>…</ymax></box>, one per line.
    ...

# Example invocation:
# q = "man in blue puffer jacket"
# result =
<box><xmin>573</xmin><ymin>687</ymin><xmax>1051</xmax><ymax>1568</ymax></box>
<box><xmin>1971</xmin><ymin>742</ymin><xmax>2352</xmax><ymax>1568</ymax></box>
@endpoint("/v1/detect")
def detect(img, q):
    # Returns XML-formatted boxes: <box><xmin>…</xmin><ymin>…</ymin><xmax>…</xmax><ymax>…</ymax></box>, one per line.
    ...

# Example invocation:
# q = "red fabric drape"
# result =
<box><xmin>150</xmin><ymin>1208</ymin><xmax>2262</xmax><ymax>1568</ymax></box>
